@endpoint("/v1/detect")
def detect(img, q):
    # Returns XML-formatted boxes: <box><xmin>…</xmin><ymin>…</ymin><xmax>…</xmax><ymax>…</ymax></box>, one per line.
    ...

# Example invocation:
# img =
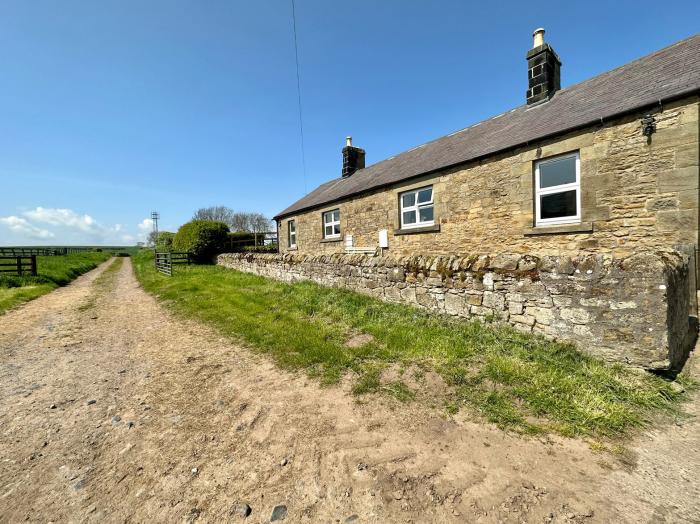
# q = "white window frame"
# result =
<box><xmin>288</xmin><ymin>220</ymin><xmax>296</xmax><ymax>248</ymax></box>
<box><xmin>534</xmin><ymin>152</ymin><xmax>581</xmax><ymax>227</ymax></box>
<box><xmin>400</xmin><ymin>186</ymin><xmax>435</xmax><ymax>229</ymax></box>
<box><xmin>322</xmin><ymin>209</ymin><xmax>341</xmax><ymax>239</ymax></box>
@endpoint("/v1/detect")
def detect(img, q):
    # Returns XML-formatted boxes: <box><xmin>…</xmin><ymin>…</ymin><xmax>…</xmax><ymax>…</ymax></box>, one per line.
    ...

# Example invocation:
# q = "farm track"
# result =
<box><xmin>0</xmin><ymin>257</ymin><xmax>698</xmax><ymax>523</ymax></box>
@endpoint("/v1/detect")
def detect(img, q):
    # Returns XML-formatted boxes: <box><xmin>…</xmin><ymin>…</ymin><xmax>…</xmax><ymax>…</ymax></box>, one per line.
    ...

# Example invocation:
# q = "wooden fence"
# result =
<box><xmin>0</xmin><ymin>246</ymin><xmax>98</xmax><ymax>256</ymax></box>
<box><xmin>227</xmin><ymin>231</ymin><xmax>279</xmax><ymax>253</ymax></box>
<box><xmin>170</xmin><ymin>252</ymin><xmax>192</xmax><ymax>265</ymax></box>
<box><xmin>0</xmin><ymin>255</ymin><xmax>37</xmax><ymax>276</ymax></box>
<box><xmin>0</xmin><ymin>247</ymin><xmax>63</xmax><ymax>256</ymax></box>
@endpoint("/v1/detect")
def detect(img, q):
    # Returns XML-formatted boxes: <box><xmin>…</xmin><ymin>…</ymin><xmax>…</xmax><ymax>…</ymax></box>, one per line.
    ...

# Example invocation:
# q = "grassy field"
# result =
<box><xmin>134</xmin><ymin>251</ymin><xmax>693</xmax><ymax>439</ymax></box>
<box><xmin>0</xmin><ymin>252</ymin><xmax>111</xmax><ymax>314</ymax></box>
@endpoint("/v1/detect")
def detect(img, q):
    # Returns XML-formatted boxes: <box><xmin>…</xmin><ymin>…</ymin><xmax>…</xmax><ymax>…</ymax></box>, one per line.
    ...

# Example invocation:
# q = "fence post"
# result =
<box><xmin>17</xmin><ymin>256</ymin><xmax>22</xmax><ymax>276</ymax></box>
<box><xmin>30</xmin><ymin>255</ymin><xmax>37</xmax><ymax>276</ymax></box>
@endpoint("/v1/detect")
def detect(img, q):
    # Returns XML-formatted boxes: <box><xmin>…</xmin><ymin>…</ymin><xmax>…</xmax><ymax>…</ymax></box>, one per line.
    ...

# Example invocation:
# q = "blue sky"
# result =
<box><xmin>1</xmin><ymin>0</ymin><xmax>698</xmax><ymax>245</ymax></box>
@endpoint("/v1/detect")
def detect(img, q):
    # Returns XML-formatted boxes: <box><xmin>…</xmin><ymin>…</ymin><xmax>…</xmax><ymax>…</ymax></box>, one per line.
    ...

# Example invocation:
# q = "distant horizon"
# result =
<box><xmin>0</xmin><ymin>243</ymin><xmax>139</xmax><ymax>247</ymax></box>
<box><xmin>2</xmin><ymin>1</ymin><xmax>698</xmax><ymax>245</ymax></box>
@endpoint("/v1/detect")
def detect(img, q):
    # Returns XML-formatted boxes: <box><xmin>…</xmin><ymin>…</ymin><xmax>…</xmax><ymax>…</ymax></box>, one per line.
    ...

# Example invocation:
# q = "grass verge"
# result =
<box><xmin>0</xmin><ymin>252</ymin><xmax>111</xmax><ymax>314</ymax></box>
<box><xmin>133</xmin><ymin>251</ymin><xmax>694</xmax><ymax>438</ymax></box>
<box><xmin>78</xmin><ymin>257</ymin><xmax>124</xmax><ymax>312</ymax></box>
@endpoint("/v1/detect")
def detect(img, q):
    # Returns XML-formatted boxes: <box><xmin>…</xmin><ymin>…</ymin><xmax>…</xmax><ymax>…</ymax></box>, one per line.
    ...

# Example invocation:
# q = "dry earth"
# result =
<box><xmin>0</xmin><ymin>258</ymin><xmax>698</xmax><ymax>523</ymax></box>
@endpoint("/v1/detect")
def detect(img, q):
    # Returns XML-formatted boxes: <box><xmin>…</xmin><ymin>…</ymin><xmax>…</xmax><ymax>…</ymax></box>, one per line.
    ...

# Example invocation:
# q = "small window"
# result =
<box><xmin>323</xmin><ymin>209</ymin><xmax>341</xmax><ymax>239</ymax></box>
<box><xmin>400</xmin><ymin>186</ymin><xmax>434</xmax><ymax>229</ymax></box>
<box><xmin>288</xmin><ymin>220</ymin><xmax>296</xmax><ymax>247</ymax></box>
<box><xmin>535</xmin><ymin>152</ymin><xmax>580</xmax><ymax>226</ymax></box>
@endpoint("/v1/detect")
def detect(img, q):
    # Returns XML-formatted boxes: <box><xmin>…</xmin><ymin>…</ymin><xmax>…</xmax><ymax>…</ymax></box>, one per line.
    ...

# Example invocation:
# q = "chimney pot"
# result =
<box><xmin>533</xmin><ymin>28</ymin><xmax>545</xmax><ymax>48</ymax></box>
<box><xmin>346</xmin><ymin>136</ymin><xmax>352</xmax><ymax>147</ymax></box>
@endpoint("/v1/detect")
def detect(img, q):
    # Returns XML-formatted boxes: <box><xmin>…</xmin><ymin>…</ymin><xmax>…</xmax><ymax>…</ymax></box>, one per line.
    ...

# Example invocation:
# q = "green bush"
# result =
<box><xmin>228</xmin><ymin>231</ymin><xmax>256</xmax><ymax>241</ymax></box>
<box><xmin>172</xmin><ymin>220</ymin><xmax>230</xmax><ymax>262</ymax></box>
<box><xmin>156</xmin><ymin>231</ymin><xmax>175</xmax><ymax>251</ymax></box>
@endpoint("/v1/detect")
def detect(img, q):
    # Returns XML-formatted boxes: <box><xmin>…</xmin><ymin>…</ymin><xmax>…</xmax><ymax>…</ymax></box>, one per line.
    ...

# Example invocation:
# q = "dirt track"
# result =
<box><xmin>0</xmin><ymin>258</ymin><xmax>698</xmax><ymax>523</ymax></box>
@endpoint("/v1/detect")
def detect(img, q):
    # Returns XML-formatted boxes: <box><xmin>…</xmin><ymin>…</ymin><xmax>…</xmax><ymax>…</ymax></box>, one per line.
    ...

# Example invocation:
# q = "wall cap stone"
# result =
<box><xmin>218</xmin><ymin>250</ymin><xmax>686</xmax><ymax>277</ymax></box>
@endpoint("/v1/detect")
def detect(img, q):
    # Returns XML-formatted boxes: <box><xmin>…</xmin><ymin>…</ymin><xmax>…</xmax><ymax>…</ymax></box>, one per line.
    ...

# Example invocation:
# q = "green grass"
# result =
<box><xmin>0</xmin><ymin>252</ymin><xmax>111</xmax><ymax>314</ymax></box>
<box><xmin>78</xmin><ymin>257</ymin><xmax>124</xmax><ymax>312</ymax></box>
<box><xmin>133</xmin><ymin>250</ymin><xmax>694</xmax><ymax>438</ymax></box>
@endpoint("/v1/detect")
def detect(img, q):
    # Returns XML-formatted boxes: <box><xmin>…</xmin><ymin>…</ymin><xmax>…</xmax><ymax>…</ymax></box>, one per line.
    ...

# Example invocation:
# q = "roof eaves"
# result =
<box><xmin>274</xmin><ymin>86</ymin><xmax>700</xmax><ymax>220</ymax></box>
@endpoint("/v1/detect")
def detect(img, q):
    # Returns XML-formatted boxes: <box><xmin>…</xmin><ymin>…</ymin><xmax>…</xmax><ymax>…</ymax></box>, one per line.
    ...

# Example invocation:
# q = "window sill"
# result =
<box><xmin>394</xmin><ymin>224</ymin><xmax>441</xmax><ymax>236</ymax></box>
<box><xmin>287</xmin><ymin>246</ymin><xmax>298</xmax><ymax>251</ymax></box>
<box><xmin>320</xmin><ymin>237</ymin><xmax>342</xmax><ymax>243</ymax></box>
<box><xmin>523</xmin><ymin>222</ymin><xmax>593</xmax><ymax>236</ymax></box>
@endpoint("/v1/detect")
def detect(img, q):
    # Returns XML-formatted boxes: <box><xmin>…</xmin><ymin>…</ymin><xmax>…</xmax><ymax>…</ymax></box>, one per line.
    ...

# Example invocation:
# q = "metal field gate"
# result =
<box><xmin>154</xmin><ymin>251</ymin><xmax>191</xmax><ymax>276</ymax></box>
<box><xmin>155</xmin><ymin>252</ymin><xmax>173</xmax><ymax>276</ymax></box>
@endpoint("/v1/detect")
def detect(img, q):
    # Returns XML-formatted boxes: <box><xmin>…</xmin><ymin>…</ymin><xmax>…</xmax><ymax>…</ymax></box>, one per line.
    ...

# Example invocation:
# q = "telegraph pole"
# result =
<box><xmin>151</xmin><ymin>211</ymin><xmax>160</xmax><ymax>251</ymax></box>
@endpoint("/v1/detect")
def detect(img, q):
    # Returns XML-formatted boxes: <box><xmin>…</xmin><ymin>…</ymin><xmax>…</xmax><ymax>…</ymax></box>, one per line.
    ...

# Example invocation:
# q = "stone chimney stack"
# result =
<box><xmin>342</xmin><ymin>136</ymin><xmax>365</xmax><ymax>177</ymax></box>
<box><xmin>526</xmin><ymin>28</ymin><xmax>562</xmax><ymax>105</ymax></box>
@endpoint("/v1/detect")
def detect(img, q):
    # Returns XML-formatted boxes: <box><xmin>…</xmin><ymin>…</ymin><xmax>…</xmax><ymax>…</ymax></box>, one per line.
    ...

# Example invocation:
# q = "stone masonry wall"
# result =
<box><xmin>218</xmin><ymin>251</ymin><xmax>696</xmax><ymax>370</ymax></box>
<box><xmin>278</xmin><ymin>96</ymin><xmax>699</xmax><ymax>258</ymax></box>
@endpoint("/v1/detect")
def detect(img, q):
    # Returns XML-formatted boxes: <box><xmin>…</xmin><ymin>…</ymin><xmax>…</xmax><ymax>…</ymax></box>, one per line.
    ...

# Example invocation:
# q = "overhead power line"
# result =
<box><xmin>291</xmin><ymin>0</ymin><xmax>307</xmax><ymax>194</ymax></box>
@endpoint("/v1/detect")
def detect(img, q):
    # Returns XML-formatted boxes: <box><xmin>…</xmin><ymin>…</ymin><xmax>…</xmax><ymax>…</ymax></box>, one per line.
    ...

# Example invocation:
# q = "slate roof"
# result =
<box><xmin>275</xmin><ymin>34</ymin><xmax>700</xmax><ymax>219</ymax></box>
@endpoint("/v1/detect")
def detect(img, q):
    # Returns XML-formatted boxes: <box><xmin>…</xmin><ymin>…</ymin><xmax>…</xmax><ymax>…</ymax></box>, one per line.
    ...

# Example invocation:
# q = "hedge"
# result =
<box><xmin>172</xmin><ymin>220</ymin><xmax>230</xmax><ymax>262</ymax></box>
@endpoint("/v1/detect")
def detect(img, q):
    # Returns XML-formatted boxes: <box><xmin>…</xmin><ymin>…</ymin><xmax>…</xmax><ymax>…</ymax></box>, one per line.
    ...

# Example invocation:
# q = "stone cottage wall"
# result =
<box><xmin>218</xmin><ymin>251</ymin><xmax>696</xmax><ymax>370</ymax></box>
<box><xmin>278</xmin><ymin>96</ymin><xmax>699</xmax><ymax>259</ymax></box>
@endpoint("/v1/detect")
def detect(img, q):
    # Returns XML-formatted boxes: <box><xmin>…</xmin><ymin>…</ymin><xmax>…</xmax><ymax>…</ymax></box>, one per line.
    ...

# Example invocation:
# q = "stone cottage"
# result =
<box><xmin>274</xmin><ymin>30</ymin><xmax>699</xmax><ymax>259</ymax></box>
<box><xmin>220</xmin><ymin>30</ymin><xmax>700</xmax><ymax>370</ymax></box>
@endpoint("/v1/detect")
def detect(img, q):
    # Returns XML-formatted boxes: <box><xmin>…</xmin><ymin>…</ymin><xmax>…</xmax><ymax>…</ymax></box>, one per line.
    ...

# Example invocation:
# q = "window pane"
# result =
<box><xmin>323</xmin><ymin>213</ymin><xmax>330</xmax><ymax>225</ymax></box>
<box><xmin>417</xmin><ymin>187</ymin><xmax>432</xmax><ymax>204</ymax></box>
<box><xmin>289</xmin><ymin>221</ymin><xmax>295</xmax><ymax>233</ymax></box>
<box><xmin>540</xmin><ymin>190</ymin><xmax>577</xmax><ymax>219</ymax></box>
<box><xmin>333</xmin><ymin>224</ymin><xmax>340</xmax><ymax>235</ymax></box>
<box><xmin>333</xmin><ymin>210</ymin><xmax>340</xmax><ymax>222</ymax></box>
<box><xmin>325</xmin><ymin>225</ymin><xmax>333</xmax><ymax>236</ymax></box>
<box><xmin>403</xmin><ymin>210</ymin><xmax>417</xmax><ymax>225</ymax></box>
<box><xmin>539</xmin><ymin>156</ymin><xmax>576</xmax><ymax>188</ymax></box>
<box><xmin>419</xmin><ymin>206</ymin><xmax>434</xmax><ymax>223</ymax></box>
<box><xmin>402</xmin><ymin>192</ymin><xmax>415</xmax><ymax>208</ymax></box>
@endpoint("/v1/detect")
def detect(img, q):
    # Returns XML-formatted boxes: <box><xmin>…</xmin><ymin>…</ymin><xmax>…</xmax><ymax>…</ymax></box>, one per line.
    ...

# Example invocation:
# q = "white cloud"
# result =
<box><xmin>0</xmin><ymin>216</ymin><xmax>54</xmax><ymax>239</ymax></box>
<box><xmin>137</xmin><ymin>218</ymin><xmax>153</xmax><ymax>232</ymax></box>
<box><xmin>0</xmin><ymin>207</ymin><xmax>150</xmax><ymax>246</ymax></box>
<box><xmin>24</xmin><ymin>207</ymin><xmax>100</xmax><ymax>234</ymax></box>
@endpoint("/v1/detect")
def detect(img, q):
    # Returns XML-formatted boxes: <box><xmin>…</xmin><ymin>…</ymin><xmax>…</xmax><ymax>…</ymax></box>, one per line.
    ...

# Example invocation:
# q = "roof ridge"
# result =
<box><xmin>551</xmin><ymin>32</ymin><xmax>700</xmax><ymax>95</ymax></box>
<box><xmin>343</xmin><ymin>33</ymin><xmax>700</xmax><ymax>181</ymax></box>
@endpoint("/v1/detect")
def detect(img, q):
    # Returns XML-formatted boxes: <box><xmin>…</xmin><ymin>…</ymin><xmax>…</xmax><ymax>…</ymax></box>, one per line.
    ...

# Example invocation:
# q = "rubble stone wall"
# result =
<box><xmin>218</xmin><ymin>251</ymin><xmax>697</xmax><ymax>370</ymax></box>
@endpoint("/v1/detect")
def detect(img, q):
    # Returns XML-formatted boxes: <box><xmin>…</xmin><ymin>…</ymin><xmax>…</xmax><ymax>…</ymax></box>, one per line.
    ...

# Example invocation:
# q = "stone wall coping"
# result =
<box><xmin>218</xmin><ymin>250</ymin><xmax>686</xmax><ymax>276</ymax></box>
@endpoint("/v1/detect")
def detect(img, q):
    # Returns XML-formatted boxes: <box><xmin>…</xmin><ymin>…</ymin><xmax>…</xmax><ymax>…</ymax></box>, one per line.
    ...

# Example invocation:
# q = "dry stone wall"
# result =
<box><xmin>218</xmin><ymin>251</ymin><xmax>696</xmax><ymax>370</ymax></box>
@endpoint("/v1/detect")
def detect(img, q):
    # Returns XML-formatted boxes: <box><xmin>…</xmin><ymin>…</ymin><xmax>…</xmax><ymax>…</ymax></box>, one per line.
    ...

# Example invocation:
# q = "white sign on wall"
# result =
<box><xmin>378</xmin><ymin>229</ymin><xmax>389</xmax><ymax>248</ymax></box>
